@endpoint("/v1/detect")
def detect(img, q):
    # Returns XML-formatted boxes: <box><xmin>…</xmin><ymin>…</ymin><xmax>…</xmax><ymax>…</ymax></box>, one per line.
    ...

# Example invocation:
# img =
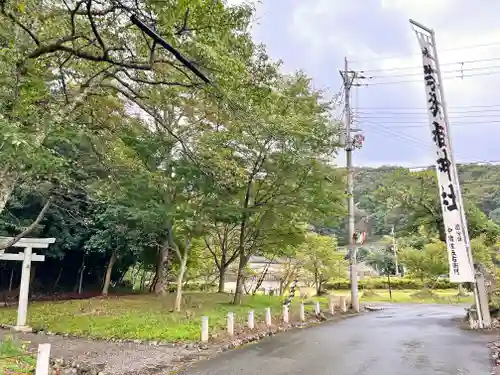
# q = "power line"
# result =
<box><xmin>349</xmin><ymin>40</ymin><xmax>500</xmax><ymax>64</ymax></box>
<box><xmin>354</xmin><ymin>160</ymin><xmax>500</xmax><ymax>170</ymax></box>
<box><xmin>363</xmin><ymin>70</ymin><xmax>500</xmax><ymax>86</ymax></box>
<box><xmin>354</xmin><ymin>119</ymin><xmax>431</xmax><ymax>149</ymax></box>
<box><xmin>357</xmin><ymin>104</ymin><xmax>500</xmax><ymax>110</ymax></box>
<box><xmin>357</xmin><ymin>120</ymin><xmax>500</xmax><ymax>127</ymax></box>
<box><xmin>356</xmin><ymin>56</ymin><xmax>500</xmax><ymax>74</ymax></box>
<box><xmin>365</xmin><ymin>64</ymin><xmax>500</xmax><ymax>80</ymax></box>
<box><xmin>357</xmin><ymin>108</ymin><xmax>500</xmax><ymax>115</ymax></box>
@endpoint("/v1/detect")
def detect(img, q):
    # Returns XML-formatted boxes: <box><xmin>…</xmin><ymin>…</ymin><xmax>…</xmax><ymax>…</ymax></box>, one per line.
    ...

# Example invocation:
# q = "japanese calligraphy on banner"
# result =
<box><xmin>416</xmin><ymin>34</ymin><xmax>475</xmax><ymax>283</ymax></box>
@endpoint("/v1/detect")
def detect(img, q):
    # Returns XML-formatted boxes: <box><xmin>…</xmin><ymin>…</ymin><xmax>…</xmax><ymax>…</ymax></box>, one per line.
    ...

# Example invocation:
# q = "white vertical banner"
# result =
<box><xmin>415</xmin><ymin>33</ymin><xmax>475</xmax><ymax>283</ymax></box>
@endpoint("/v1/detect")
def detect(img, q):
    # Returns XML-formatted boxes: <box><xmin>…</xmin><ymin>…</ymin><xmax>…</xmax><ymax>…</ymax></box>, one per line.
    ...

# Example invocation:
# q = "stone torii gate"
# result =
<box><xmin>0</xmin><ymin>237</ymin><xmax>55</xmax><ymax>331</ymax></box>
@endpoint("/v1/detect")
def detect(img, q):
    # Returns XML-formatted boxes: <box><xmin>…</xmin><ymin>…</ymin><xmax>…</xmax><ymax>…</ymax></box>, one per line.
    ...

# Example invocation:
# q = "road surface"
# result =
<box><xmin>179</xmin><ymin>304</ymin><xmax>496</xmax><ymax>375</ymax></box>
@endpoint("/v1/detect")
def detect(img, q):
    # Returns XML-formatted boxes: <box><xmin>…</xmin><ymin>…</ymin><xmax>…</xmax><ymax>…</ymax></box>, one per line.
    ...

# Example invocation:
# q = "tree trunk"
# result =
<box><xmin>233</xmin><ymin>250</ymin><xmax>247</xmax><ymax>305</ymax></box>
<box><xmin>174</xmin><ymin>256</ymin><xmax>188</xmax><ymax>312</ymax></box>
<box><xmin>155</xmin><ymin>240</ymin><xmax>171</xmax><ymax>295</ymax></box>
<box><xmin>218</xmin><ymin>265</ymin><xmax>226</xmax><ymax>293</ymax></box>
<box><xmin>387</xmin><ymin>274</ymin><xmax>392</xmax><ymax>300</ymax></box>
<box><xmin>74</xmin><ymin>253</ymin><xmax>85</xmax><ymax>293</ymax></box>
<box><xmin>28</xmin><ymin>264</ymin><xmax>36</xmax><ymax>301</ymax></box>
<box><xmin>140</xmin><ymin>269</ymin><xmax>147</xmax><ymax>290</ymax></box>
<box><xmin>149</xmin><ymin>273</ymin><xmax>158</xmax><ymax>292</ymax></box>
<box><xmin>253</xmin><ymin>264</ymin><xmax>270</xmax><ymax>295</ymax></box>
<box><xmin>102</xmin><ymin>250</ymin><xmax>118</xmax><ymax>296</ymax></box>
<box><xmin>78</xmin><ymin>263</ymin><xmax>85</xmax><ymax>294</ymax></box>
<box><xmin>0</xmin><ymin>169</ymin><xmax>17</xmax><ymax>215</ymax></box>
<box><xmin>8</xmin><ymin>268</ymin><xmax>14</xmax><ymax>292</ymax></box>
<box><xmin>53</xmin><ymin>267</ymin><xmax>63</xmax><ymax>291</ymax></box>
<box><xmin>314</xmin><ymin>265</ymin><xmax>320</xmax><ymax>295</ymax></box>
<box><xmin>131</xmin><ymin>266</ymin><xmax>139</xmax><ymax>290</ymax></box>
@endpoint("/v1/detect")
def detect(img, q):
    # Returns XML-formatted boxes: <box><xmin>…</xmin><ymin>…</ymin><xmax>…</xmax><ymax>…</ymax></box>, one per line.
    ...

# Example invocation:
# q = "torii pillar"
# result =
<box><xmin>0</xmin><ymin>237</ymin><xmax>55</xmax><ymax>332</ymax></box>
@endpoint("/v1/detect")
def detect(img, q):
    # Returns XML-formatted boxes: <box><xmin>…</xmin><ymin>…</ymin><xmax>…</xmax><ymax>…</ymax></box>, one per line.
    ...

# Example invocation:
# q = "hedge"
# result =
<box><xmin>324</xmin><ymin>277</ymin><xmax>455</xmax><ymax>290</ymax></box>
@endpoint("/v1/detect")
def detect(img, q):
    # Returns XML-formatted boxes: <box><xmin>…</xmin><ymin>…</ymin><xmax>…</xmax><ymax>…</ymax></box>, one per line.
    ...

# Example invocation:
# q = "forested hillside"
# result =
<box><xmin>348</xmin><ymin>163</ymin><xmax>500</xmax><ymax>241</ymax></box>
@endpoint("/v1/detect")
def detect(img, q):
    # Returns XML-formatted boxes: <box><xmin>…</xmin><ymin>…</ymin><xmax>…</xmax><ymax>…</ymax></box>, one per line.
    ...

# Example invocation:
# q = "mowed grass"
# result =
<box><xmin>330</xmin><ymin>288</ymin><xmax>475</xmax><ymax>304</ymax></box>
<box><xmin>0</xmin><ymin>337</ymin><xmax>35</xmax><ymax>374</ymax></box>
<box><xmin>0</xmin><ymin>289</ymin><xmax>470</xmax><ymax>342</ymax></box>
<box><xmin>0</xmin><ymin>293</ymin><xmax>327</xmax><ymax>342</ymax></box>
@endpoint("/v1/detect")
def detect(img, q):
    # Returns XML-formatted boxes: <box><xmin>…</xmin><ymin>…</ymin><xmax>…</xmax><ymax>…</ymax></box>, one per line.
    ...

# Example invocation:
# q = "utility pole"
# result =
<box><xmin>341</xmin><ymin>57</ymin><xmax>359</xmax><ymax>313</ymax></box>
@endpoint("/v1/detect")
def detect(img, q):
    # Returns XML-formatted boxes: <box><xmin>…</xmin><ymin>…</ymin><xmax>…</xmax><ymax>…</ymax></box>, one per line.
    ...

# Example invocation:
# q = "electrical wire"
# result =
<box><xmin>363</xmin><ymin>70</ymin><xmax>500</xmax><ymax>86</ymax></box>
<box><xmin>356</xmin><ymin>56</ymin><xmax>500</xmax><ymax>74</ymax></box>
<box><xmin>357</xmin><ymin>104</ymin><xmax>500</xmax><ymax>110</ymax></box>
<box><xmin>354</xmin><ymin>160</ymin><xmax>500</xmax><ymax>170</ymax></box>
<box><xmin>349</xmin><ymin>40</ymin><xmax>500</xmax><ymax>64</ymax></box>
<box><xmin>364</xmin><ymin>64</ymin><xmax>500</xmax><ymax>80</ymax></box>
<box><xmin>356</xmin><ymin>120</ymin><xmax>431</xmax><ymax>149</ymax></box>
<box><xmin>357</xmin><ymin>120</ymin><xmax>500</xmax><ymax>127</ymax></box>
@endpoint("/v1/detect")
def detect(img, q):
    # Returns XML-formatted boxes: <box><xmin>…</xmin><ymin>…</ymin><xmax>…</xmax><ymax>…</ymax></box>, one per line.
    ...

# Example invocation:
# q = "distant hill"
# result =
<box><xmin>327</xmin><ymin>163</ymin><xmax>500</xmax><ymax>245</ymax></box>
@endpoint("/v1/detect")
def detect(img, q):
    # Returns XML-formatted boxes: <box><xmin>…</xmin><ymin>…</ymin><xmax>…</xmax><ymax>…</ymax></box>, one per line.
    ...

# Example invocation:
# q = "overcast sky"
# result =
<box><xmin>226</xmin><ymin>0</ymin><xmax>500</xmax><ymax>167</ymax></box>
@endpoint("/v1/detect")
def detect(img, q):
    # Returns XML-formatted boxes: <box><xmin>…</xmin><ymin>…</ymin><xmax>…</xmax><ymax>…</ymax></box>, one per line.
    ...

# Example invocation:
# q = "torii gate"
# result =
<box><xmin>0</xmin><ymin>237</ymin><xmax>55</xmax><ymax>331</ymax></box>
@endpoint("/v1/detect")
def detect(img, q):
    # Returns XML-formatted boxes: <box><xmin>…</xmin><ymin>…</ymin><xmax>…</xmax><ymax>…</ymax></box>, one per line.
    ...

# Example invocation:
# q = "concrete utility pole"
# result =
<box><xmin>341</xmin><ymin>57</ymin><xmax>359</xmax><ymax>313</ymax></box>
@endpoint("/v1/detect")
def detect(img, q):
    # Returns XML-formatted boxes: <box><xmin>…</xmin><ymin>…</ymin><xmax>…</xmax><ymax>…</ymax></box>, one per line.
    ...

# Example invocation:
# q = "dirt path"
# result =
<box><xmin>0</xmin><ymin>329</ymin><xmax>214</xmax><ymax>375</ymax></box>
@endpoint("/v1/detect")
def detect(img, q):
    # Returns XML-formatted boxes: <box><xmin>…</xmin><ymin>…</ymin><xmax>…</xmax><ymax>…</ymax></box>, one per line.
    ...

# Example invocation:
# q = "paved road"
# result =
<box><xmin>179</xmin><ymin>304</ymin><xmax>496</xmax><ymax>375</ymax></box>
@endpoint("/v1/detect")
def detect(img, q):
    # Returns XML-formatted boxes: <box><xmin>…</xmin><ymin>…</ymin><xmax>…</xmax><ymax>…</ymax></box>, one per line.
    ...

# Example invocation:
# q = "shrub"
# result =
<box><xmin>324</xmin><ymin>277</ymin><xmax>454</xmax><ymax>290</ymax></box>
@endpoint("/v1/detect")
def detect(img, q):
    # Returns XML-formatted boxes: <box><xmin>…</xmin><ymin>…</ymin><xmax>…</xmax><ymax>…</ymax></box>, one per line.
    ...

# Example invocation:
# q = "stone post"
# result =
<box><xmin>201</xmin><ymin>316</ymin><xmax>209</xmax><ymax>342</ymax></box>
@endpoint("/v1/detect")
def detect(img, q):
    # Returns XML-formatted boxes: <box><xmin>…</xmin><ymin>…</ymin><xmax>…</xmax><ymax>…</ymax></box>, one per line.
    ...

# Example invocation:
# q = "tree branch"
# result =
<box><xmin>0</xmin><ymin>1</ymin><xmax>40</xmax><ymax>45</ymax></box>
<box><xmin>86</xmin><ymin>0</ymin><xmax>106</xmax><ymax>53</ymax></box>
<box><xmin>0</xmin><ymin>196</ymin><xmax>54</xmax><ymax>250</ymax></box>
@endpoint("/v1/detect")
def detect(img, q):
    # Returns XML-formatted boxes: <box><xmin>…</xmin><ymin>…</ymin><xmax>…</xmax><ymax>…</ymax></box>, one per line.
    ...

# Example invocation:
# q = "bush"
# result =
<box><xmin>324</xmin><ymin>277</ymin><xmax>454</xmax><ymax>290</ymax></box>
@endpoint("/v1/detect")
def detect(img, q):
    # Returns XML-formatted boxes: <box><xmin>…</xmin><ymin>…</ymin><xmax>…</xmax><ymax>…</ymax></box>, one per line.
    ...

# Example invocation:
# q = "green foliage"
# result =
<box><xmin>399</xmin><ymin>240</ymin><xmax>448</xmax><ymax>284</ymax></box>
<box><xmin>0</xmin><ymin>1</ymin><xmax>347</xmax><ymax>301</ymax></box>
<box><xmin>324</xmin><ymin>277</ymin><xmax>455</xmax><ymax>290</ymax></box>
<box><xmin>297</xmin><ymin>233</ymin><xmax>347</xmax><ymax>294</ymax></box>
<box><xmin>0</xmin><ymin>337</ymin><xmax>35</xmax><ymax>374</ymax></box>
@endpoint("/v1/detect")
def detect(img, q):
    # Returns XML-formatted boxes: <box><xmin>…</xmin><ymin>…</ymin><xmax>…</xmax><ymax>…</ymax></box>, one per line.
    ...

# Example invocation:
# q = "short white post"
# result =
<box><xmin>227</xmin><ymin>312</ymin><xmax>234</xmax><ymax>336</ymax></box>
<box><xmin>299</xmin><ymin>303</ymin><xmax>305</xmax><ymax>322</ymax></box>
<box><xmin>17</xmin><ymin>246</ymin><xmax>32</xmax><ymax>329</ymax></box>
<box><xmin>315</xmin><ymin>301</ymin><xmax>320</xmax><ymax>315</ymax></box>
<box><xmin>35</xmin><ymin>343</ymin><xmax>51</xmax><ymax>375</ymax></box>
<box><xmin>283</xmin><ymin>305</ymin><xmax>289</xmax><ymax>323</ymax></box>
<box><xmin>339</xmin><ymin>296</ymin><xmax>347</xmax><ymax>313</ymax></box>
<box><xmin>328</xmin><ymin>296</ymin><xmax>335</xmax><ymax>314</ymax></box>
<box><xmin>248</xmin><ymin>310</ymin><xmax>254</xmax><ymax>329</ymax></box>
<box><xmin>265</xmin><ymin>307</ymin><xmax>272</xmax><ymax>326</ymax></box>
<box><xmin>201</xmin><ymin>316</ymin><xmax>209</xmax><ymax>342</ymax></box>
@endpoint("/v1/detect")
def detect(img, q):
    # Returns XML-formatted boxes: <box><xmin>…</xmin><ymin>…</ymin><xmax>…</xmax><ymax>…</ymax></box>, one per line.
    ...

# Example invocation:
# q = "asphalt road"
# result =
<box><xmin>179</xmin><ymin>304</ymin><xmax>496</xmax><ymax>375</ymax></box>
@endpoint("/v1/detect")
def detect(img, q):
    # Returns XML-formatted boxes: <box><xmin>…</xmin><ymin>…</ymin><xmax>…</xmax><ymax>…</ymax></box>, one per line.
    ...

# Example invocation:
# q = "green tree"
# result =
<box><xmin>399</xmin><ymin>240</ymin><xmax>448</xmax><ymax>285</ymax></box>
<box><xmin>298</xmin><ymin>233</ymin><xmax>345</xmax><ymax>295</ymax></box>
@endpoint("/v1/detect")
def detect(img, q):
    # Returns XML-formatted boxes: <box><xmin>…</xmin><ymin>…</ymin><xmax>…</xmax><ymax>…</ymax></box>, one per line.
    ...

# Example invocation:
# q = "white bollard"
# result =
<box><xmin>283</xmin><ymin>305</ymin><xmax>289</xmax><ymax>323</ymax></box>
<box><xmin>201</xmin><ymin>316</ymin><xmax>209</xmax><ymax>342</ymax></box>
<box><xmin>328</xmin><ymin>296</ymin><xmax>335</xmax><ymax>314</ymax></box>
<box><xmin>35</xmin><ymin>343</ymin><xmax>51</xmax><ymax>375</ymax></box>
<box><xmin>227</xmin><ymin>312</ymin><xmax>234</xmax><ymax>336</ymax></box>
<box><xmin>339</xmin><ymin>296</ymin><xmax>347</xmax><ymax>313</ymax></box>
<box><xmin>265</xmin><ymin>307</ymin><xmax>272</xmax><ymax>326</ymax></box>
<box><xmin>315</xmin><ymin>301</ymin><xmax>320</xmax><ymax>315</ymax></box>
<box><xmin>248</xmin><ymin>310</ymin><xmax>255</xmax><ymax>329</ymax></box>
<box><xmin>299</xmin><ymin>303</ymin><xmax>305</xmax><ymax>322</ymax></box>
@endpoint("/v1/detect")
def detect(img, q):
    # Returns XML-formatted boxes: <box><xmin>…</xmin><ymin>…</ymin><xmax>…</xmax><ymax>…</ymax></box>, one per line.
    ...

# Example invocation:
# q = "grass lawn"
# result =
<box><xmin>330</xmin><ymin>288</ymin><xmax>475</xmax><ymax>304</ymax></box>
<box><xmin>0</xmin><ymin>337</ymin><xmax>35</xmax><ymax>374</ymax></box>
<box><xmin>0</xmin><ymin>289</ymin><xmax>471</xmax><ymax>343</ymax></box>
<box><xmin>0</xmin><ymin>293</ymin><xmax>327</xmax><ymax>342</ymax></box>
